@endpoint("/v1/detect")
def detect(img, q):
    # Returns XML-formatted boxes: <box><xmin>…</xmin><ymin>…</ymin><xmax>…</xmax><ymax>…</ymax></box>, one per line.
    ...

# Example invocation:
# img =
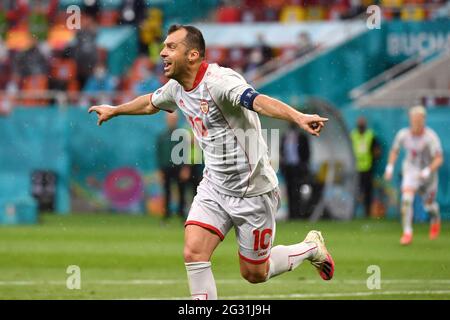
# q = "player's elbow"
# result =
<box><xmin>436</xmin><ymin>154</ymin><xmax>444</xmax><ymax>168</ymax></box>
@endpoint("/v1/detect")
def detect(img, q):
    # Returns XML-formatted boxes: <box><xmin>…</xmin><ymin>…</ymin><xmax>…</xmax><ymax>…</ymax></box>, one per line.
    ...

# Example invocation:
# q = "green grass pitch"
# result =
<box><xmin>0</xmin><ymin>213</ymin><xmax>449</xmax><ymax>300</ymax></box>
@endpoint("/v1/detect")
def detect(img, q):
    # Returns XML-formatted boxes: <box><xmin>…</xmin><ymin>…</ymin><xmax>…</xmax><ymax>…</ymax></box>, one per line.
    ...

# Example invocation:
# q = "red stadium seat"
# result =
<box><xmin>216</xmin><ymin>6</ymin><xmax>241</xmax><ymax>23</ymax></box>
<box><xmin>327</xmin><ymin>2</ymin><xmax>351</xmax><ymax>20</ymax></box>
<box><xmin>53</xmin><ymin>11</ymin><xmax>68</xmax><ymax>25</ymax></box>
<box><xmin>263</xmin><ymin>0</ymin><xmax>285</xmax><ymax>10</ymax></box>
<box><xmin>50</xmin><ymin>57</ymin><xmax>77</xmax><ymax>81</ymax></box>
<box><xmin>67</xmin><ymin>79</ymin><xmax>79</xmax><ymax>93</ymax></box>
<box><xmin>383</xmin><ymin>7</ymin><xmax>401</xmax><ymax>20</ymax></box>
<box><xmin>21</xmin><ymin>75</ymin><xmax>49</xmax><ymax>106</ymax></box>
<box><xmin>99</xmin><ymin>10</ymin><xmax>120</xmax><ymax>27</ymax></box>
<box><xmin>49</xmin><ymin>56</ymin><xmax>79</xmax><ymax>93</ymax></box>
<box><xmin>404</xmin><ymin>0</ymin><xmax>425</xmax><ymax>4</ymax></box>
<box><xmin>128</xmin><ymin>56</ymin><xmax>153</xmax><ymax>81</ymax></box>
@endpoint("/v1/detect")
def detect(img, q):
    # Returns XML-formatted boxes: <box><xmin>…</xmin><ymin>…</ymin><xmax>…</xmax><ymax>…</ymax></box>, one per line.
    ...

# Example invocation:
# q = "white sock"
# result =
<box><xmin>185</xmin><ymin>261</ymin><xmax>217</xmax><ymax>300</ymax></box>
<box><xmin>266</xmin><ymin>242</ymin><xmax>318</xmax><ymax>280</ymax></box>
<box><xmin>401</xmin><ymin>193</ymin><xmax>414</xmax><ymax>235</ymax></box>
<box><xmin>426</xmin><ymin>202</ymin><xmax>440</xmax><ymax>224</ymax></box>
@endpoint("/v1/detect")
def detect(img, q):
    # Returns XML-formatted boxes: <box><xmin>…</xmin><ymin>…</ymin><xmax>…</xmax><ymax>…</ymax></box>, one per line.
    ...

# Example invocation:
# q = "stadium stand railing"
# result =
<box><xmin>352</xmin><ymin>50</ymin><xmax>450</xmax><ymax>107</ymax></box>
<box><xmin>350</xmin><ymin>49</ymin><xmax>443</xmax><ymax>100</ymax></box>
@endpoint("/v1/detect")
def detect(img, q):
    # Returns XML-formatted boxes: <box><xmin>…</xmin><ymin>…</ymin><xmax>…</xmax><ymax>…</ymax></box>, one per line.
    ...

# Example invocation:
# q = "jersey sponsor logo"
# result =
<box><xmin>257</xmin><ymin>251</ymin><xmax>268</xmax><ymax>257</ymax></box>
<box><xmin>200</xmin><ymin>100</ymin><xmax>209</xmax><ymax>114</ymax></box>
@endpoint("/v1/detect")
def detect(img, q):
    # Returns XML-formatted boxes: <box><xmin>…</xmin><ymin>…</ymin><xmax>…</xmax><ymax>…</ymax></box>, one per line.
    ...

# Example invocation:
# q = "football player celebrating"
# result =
<box><xmin>89</xmin><ymin>25</ymin><xmax>334</xmax><ymax>299</ymax></box>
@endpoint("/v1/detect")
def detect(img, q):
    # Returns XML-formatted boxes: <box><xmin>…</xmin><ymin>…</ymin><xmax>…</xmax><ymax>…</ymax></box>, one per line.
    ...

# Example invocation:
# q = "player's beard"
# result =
<box><xmin>166</xmin><ymin>58</ymin><xmax>189</xmax><ymax>81</ymax></box>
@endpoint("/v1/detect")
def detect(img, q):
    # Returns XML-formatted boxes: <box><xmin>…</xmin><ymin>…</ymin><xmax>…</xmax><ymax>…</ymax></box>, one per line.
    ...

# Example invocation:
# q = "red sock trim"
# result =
<box><xmin>192</xmin><ymin>293</ymin><xmax>208</xmax><ymax>300</ymax></box>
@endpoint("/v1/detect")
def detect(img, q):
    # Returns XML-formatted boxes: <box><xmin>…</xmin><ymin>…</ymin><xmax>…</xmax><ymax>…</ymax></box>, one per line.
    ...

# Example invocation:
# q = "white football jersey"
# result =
<box><xmin>151</xmin><ymin>62</ymin><xmax>278</xmax><ymax>197</ymax></box>
<box><xmin>392</xmin><ymin>127</ymin><xmax>443</xmax><ymax>174</ymax></box>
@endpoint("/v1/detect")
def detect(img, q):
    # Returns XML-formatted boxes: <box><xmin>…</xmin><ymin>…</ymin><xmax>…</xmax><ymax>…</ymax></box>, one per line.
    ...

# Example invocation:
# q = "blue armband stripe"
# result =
<box><xmin>240</xmin><ymin>88</ymin><xmax>259</xmax><ymax>111</ymax></box>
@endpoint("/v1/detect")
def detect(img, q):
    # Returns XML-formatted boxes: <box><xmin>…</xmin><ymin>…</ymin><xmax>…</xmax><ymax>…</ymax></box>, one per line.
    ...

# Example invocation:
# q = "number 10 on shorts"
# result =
<box><xmin>253</xmin><ymin>229</ymin><xmax>272</xmax><ymax>251</ymax></box>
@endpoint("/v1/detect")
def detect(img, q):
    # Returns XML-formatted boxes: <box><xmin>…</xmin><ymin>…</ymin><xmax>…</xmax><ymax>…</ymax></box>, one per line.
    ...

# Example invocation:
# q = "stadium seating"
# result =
<box><xmin>21</xmin><ymin>75</ymin><xmax>49</xmax><ymax>106</ymax></box>
<box><xmin>0</xmin><ymin>0</ymin><xmax>446</xmax><ymax>109</ymax></box>
<box><xmin>47</xmin><ymin>24</ymin><xmax>75</xmax><ymax>50</ymax></box>
<box><xmin>401</xmin><ymin>5</ymin><xmax>427</xmax><ymax>20</ymax></box>
<box><xmin>216</xmin><ymin>5</ymin><xmax>242</xmax><ymax>23</ymax></box>
<box><xmin>99</xmin><ymin>10</ymin><xmax>120</xmax><ymax>27</ymax></box>
<box><xmin>279</xmin><ymin>5</ymin><xmax>307</xmax><ymax>22</ymax></box>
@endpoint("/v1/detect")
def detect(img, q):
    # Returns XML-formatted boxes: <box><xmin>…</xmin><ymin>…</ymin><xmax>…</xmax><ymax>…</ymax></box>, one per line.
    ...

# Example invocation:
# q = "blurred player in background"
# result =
<box><xmin>351</xmin><ymin>116</ymin><xmax>381</xmax><ymax>218</ymax></box>
<box><xmin>384</xmin><ymin>106</ymin><xmax>444</xmax><ymax>245</ymax></box>
<box><xmin>89</xmin><ymin>24</ymin><xmax>334</xmax><ymax>300</ymax></box>
<box><xmin>156</xmin><ymin>111</ymin><xmax>189</xmax><ymax>221</ymax></box>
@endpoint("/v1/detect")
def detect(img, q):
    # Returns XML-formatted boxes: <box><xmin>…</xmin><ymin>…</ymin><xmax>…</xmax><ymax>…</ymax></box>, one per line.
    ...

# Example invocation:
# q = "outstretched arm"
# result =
<box><xmin>384</xmin><ymin>148</ymin><xmax>398</xmax><ymax>181</ymax></box>
<box><xmin>252</xmin><ymin>94</ymin><xmax>328</xmax><ymax>137</ymax></box>
<box><xmin>429</xmin><ymin>153</ymin><xmax>444</xmax><ymax>172</ymax></box>
<box><xmin>88</xmin><ymin>94</ymin><xmax>159</xmax><ymax>126</ymax></box>
<box><xmin>420</xmin><ymin>153</ymin><xmax>443</xmax><ymax>180</ymax></box>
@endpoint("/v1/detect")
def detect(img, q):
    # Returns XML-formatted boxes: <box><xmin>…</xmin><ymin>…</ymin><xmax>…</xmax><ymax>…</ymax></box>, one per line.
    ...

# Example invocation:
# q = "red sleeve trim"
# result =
<box><xmin>185</xmin><ymin>220</ymin><xmax>225</xmax><ymax>241</ymax></box>
<box><xmin>238</xmin><ymin>252</ymin><xmax>270</xmax><ymax>265</ymax></box>
<box><xmin>150</xmin><ymin>92</ymin><xmax>175</xmax><ymax>113</ymax></box>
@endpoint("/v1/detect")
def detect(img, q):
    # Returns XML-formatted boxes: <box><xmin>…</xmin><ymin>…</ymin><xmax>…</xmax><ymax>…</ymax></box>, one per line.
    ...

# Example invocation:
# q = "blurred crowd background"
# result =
<box><xmin>0</xmin><ymin>0</ymin><xmax>448</xmax><ymax>109</ymax></box>
<box><xmin>0</xmin><ymin>0</ymin><xmax>449</xmax><ymax>224</ymax></box>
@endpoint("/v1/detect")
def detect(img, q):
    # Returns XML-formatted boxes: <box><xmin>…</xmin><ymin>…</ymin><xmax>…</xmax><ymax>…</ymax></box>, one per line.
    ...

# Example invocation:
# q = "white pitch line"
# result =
<box><xmin>1</xmin><ymin>279</ymin><xmax>450</xmax><ymax>286</ymax></box>
<box><xmin>125</xmin><ymin>290</ymin><xmax>450</xmax><ymax>300</ymax></box>
<box><xmin>221</xmin><ymin>290</ymin><xmax>450</xmax><ymax>300</ymax></box>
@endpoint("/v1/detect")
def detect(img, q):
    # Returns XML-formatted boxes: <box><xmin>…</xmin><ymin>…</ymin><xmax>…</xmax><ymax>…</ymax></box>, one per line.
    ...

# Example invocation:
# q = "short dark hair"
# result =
<box><xmin>168</xmin><ymin>24</ymin><xmax>206</xmax><ymax>58</ymax></box>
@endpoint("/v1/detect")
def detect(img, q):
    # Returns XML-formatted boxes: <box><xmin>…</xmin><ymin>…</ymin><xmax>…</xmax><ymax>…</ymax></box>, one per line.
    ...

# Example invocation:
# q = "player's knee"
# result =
<box><xmin>240</xmin><ymin>269</ymin><xmax>267</xmax><ymax>284</ymax></box>
<box><xmin>424</xmin><ymin>201</ymin><xmax>439</xmax><ymax>213</ymax></box>
<box><xmin>401</xmin><ymin>200</ymin><xmax>411</xmax><ymax>214</ymax></box>
<box><xmin>183</xmin><ymin>246</ymin><xmax>208</xmax><ymax>263</ymax></box>
<box><xmin>401</xmin><ymin>193</ymin><xmax>414</xmax><ymax>207</ymax></box>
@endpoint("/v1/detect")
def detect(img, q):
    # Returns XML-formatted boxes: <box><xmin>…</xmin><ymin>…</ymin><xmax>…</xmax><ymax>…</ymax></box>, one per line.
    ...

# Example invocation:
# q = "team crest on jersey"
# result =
<box><xmin>179</xmin><ymin>99</ymin><xmax>185</xmax><ymax>107</ymax></box>
<box><xmin>200</xmin><ymin>100</ymin><xmax>209</xmax><ymax>114</ymax></box>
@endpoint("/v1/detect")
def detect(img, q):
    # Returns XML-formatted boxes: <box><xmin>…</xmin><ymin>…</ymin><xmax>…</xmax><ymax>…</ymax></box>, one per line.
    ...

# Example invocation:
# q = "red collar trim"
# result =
<box><xmin>185</xmin><ymin>61</ymin><xmax>208</xmax><ymax>92</ymax></box>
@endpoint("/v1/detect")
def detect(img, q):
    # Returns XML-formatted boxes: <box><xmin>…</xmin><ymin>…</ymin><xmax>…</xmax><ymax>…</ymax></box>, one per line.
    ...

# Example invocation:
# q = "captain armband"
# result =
<box><xmin>239</xmin><ymin>88</ymin><xmax>260</xmax><ymax>111</ymax></box>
